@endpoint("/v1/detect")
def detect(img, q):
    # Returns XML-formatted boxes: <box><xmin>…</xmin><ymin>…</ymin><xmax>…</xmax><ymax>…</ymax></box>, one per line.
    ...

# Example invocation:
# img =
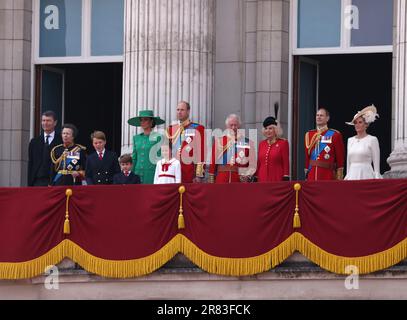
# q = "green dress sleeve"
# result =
<box><xmin>132</xmin><ymin>135</ymin><xmax>137</xmax><ymax>172</ymax></box>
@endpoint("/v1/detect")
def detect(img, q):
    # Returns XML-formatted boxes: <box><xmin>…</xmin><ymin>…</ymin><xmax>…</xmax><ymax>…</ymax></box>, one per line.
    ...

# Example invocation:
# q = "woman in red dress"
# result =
<box><xmin>256</xmin><ymin>117</ymin><xmax>290</xmax><ymax>182</ymax></box>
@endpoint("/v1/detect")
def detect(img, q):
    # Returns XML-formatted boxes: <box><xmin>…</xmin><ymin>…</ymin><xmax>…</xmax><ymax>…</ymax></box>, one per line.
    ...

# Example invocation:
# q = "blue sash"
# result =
<box><xmin>308</xmin><ymin>130</ymin><xmax>335</xmax><ymax>171</ymax></box>
<box><xmin>220</xmin><ymin>137</ymin><xmax>249</xmax><ymax>165</ymax></box>
<box><xmin>172</xmin><ymin>123</ymin><xmax>199</xmax><ymax>157</ymax></box>
<box><xmin>222</xmin><ymin>140</ymin><xmax>237</xmax><ymax>165</ymax></box>
<box><xmin>53</xmin><ymin>152</ymin><xmax>80</xmax><ymax>183</ymax></box>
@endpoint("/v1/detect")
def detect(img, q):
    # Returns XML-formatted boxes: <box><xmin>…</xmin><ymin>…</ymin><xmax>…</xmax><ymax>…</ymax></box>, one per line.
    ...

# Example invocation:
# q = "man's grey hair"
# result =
<box><xmin>225</xmin><ymin>114</ymin><xmax>241</xmax><ymax>126</ymax></box>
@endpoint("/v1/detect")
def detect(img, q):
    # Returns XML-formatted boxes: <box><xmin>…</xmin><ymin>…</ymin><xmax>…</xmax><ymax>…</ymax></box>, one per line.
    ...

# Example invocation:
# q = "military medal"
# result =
<box><xmin>185</xmin><ymin>129</ymin><xmax>195</xmax><ymax>137</ymax></box>
<box><xmin>321</xmin><ymin>136</ymin><xmax>332</xmax><ymax>143</ymax></box>
<box><xmin>185</xmin><ymin>146</ymin><xmax>192</xmax><ymax>152</ymax></box>
<box><xmin>324</xmin><ymin>154</ymin><xmax>330</xmax><ymax>160</ymax></box>
<box><xmin>324</xmin><ymin>146</ymin><xmax>331</xmax><ymax>153</ymax></box>
<box><xmin>186</xmin><ymin>137</ymin><xmax>192</xmax><ymax>144</ymax></box>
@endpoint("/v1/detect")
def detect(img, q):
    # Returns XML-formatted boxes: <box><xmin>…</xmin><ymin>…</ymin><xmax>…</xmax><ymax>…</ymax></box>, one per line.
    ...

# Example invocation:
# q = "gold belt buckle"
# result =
<box><xmin>59</xmin><ymin>170</ymin><xmax>75</xmax><ymax>175</ymax></box>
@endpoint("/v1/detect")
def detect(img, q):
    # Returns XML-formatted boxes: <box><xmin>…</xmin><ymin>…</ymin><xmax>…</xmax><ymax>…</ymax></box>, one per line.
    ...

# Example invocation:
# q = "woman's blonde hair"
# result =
<box><xmin>263</xmin><ymin>124</ymin><xmax>283</xmax><ymax>138</ymax></box>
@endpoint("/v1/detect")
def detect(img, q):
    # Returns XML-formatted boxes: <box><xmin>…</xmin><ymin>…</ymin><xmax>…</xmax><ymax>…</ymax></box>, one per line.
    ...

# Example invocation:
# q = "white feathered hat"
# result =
<box><xmin>346</xmin><ymin>104</ymin><xmax>379</xmax><ymax>125</ymax></box>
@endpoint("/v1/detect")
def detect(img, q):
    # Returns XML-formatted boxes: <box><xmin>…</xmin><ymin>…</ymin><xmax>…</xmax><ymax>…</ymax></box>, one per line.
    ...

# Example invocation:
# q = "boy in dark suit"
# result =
<box><xmin>85</xmin><ymin>131</ymin><xmax>120</xmax><ymax>185</ymax></box>
<box><xmin>28</xmin><ymin>111</ymin><xmax>62</xmax><ymax>186</ymax></box>
<box><xmin>113</xmin><ymin>154</ymin><xmax>141</xmax><ymax>184</ymax></box>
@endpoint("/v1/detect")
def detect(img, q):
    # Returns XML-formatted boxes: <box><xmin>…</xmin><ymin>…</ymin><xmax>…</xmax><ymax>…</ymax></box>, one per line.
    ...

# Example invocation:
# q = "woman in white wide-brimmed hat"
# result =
<box><xmin>344</xmin><ymin>105</ymin><xmax>382</xmax><ymax>180</ymax></box>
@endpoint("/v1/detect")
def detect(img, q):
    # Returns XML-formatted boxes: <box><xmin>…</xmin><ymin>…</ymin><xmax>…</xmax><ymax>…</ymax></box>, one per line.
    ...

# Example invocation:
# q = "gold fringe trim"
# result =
<box><xmin>0</xmin><ymin>237</ymin><xmax>180</xmax><ymax>279</ymax></box>
<box><xmin>0</xmin><ymin>241</ymin><xmax>67</xmax><ymax>279</ymax></box>
<box><xmin>1</xmin><ymin>234</ymin><xmax>407</xmax><ymax>279</ymax></box>
<box><xmin>64</xmin><ymin>238</ymin><xmax>180</xmax><ymax>278</ymax></box>
<box><xmin>179</xmin><ymin>234</ymin><xmax>297</xmax><ymax>276</ymax></box>
<box><xmin>293</xmin><ymin>233</ymin><xmax>407</xmax><ymax>275</ymax></box>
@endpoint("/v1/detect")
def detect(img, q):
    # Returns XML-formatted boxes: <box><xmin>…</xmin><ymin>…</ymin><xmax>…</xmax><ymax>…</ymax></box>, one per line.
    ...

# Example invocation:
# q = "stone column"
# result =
<box><xmin>385</xmin><ymin>0</ymin><xmax>407</xmax><ymax>178</ymax></box>
<box><xmin>253</xmin><ymin>0</ymin><xmax>289</xmax><ymax>133</ymax></box>
<box><xmin>213</xmin><ymin>0</ymin><xmax>289</xmax><ymax>134</ymax></box>
<box><xmin>0</xmin><ymin>0</ymin><xmax>32</xmax><ymax>186</ymax></box>
<box><xmin>122</xmin><ymin>0</ymin><xmax>215</xmax><ymax>152</ymax></box>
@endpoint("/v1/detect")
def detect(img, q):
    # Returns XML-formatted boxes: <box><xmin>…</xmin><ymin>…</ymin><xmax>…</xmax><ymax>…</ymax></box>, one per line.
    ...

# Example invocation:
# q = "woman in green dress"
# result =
<box><xmin>128</xmin><ymin>110</ymin><xmax>165</xmax><ymax>184</ymax></box>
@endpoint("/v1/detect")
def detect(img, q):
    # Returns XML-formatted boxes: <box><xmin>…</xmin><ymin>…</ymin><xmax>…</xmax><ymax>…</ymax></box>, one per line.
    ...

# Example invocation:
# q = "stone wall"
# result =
<box><xmin>0</xmin><ymin>0</ymin><xmax>32</xmax><ymax>186</ymax></box>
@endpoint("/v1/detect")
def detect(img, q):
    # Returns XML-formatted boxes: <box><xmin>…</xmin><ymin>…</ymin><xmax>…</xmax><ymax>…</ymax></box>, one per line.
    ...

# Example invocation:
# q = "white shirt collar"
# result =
<box><xmin>44</xmin><ymin>131</ymin><xmax>55</xmax><ymax>143</ymax></box>
<box><xmin>161</xmin><ymin>158</ymin><xmax>176</xmax><ymax>164</ymax></box>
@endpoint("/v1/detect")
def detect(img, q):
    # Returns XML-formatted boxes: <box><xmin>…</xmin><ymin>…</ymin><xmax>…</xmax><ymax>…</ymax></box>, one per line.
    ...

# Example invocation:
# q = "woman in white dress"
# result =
<box><xmin>154</xmin><ymin>144</ymin><xmax>181</xmax><ymax>184</ymax></box>
<box><xmin>344</xmin><ymin>105</ymin><xmax>382</xmax><ymax>180</ymax></box>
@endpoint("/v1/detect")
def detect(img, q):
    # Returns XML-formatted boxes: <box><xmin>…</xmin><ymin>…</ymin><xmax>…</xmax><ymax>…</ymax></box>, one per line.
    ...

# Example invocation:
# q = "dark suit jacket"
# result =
<box><xmin>28</xmin><ymin>133</ymin><xmax>62</xmax><ymax>186</ymax></box>
<box><xmin>113</xmin><ymin>171</ymin><xmax>141</xmax><ymax>185</ymax></box>
<box><xmin>85</xmin><ymin>150</ymin><xmax>121</xmax><ymax>185</ymax></box>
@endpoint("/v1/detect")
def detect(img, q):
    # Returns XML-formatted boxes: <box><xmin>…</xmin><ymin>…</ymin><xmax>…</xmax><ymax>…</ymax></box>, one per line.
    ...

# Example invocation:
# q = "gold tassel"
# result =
<box><xmin>64</xmin><ymin>189</ymin><xmax>73</xmax><ymax>235</ymax></box>
<box><xmin>178</xmin><ymin>213</ymin><xmax>185</xmax><ymax>229</ymax></box>
<box><xmin>293</xmin><ymin>211</ymin><xmax>301</xmax><ymax>228</ymax></box>
<box><xmin>178</xmin><ymin>186</ymin><xmax>186</xmax><ymax>229</ymax></box>
<box><xmin>293</xmin><ymin>183</ymin><xmax>301</xmax><ymax>229</ymax></box>
<box><xmin>64</xmin><ymin>219</ymin><xmax>70</xmax><ymax>234</ymax></box>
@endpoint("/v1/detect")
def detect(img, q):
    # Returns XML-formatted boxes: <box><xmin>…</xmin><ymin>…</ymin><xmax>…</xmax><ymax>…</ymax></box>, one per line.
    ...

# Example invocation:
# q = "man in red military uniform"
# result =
<box><xmin>166</xmin><ymin>101</ymin><xmax>205</xmax><ymax>183</ymax></box>
<box><xmin>208</xmin><ymin>114</ymin><xmax>255</xmax><ymax>183</ymax></box>
<box><xmin>304</xmin><ymin>108</ymin><xmax>345</xmax><ymax>181</ymax></box>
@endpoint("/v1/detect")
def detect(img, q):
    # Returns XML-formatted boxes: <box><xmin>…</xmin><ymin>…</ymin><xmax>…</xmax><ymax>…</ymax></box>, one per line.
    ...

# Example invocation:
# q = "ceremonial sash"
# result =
<box><xmin>218</xmin><ymin>137</ymin><xmax>248</xmax><ymax>165</ymax></box>
<box><xmin>308</xmin><ymin>130</ymin><xmax>335</xmax><ymax>171</ymax></box>
<box><xmin>171</xmin><ymin>127</ymin><xmax>183</xmax><ymax>154</ymax></box>
<box><xmin>171</xmin><ymin>123</ymin><xmax>199</xmax><ymax>157</ymax></box>
<box><xmin>222</xmin><ymin>140</ymin><xmax>236</xmax><ymax>165</ymax></box>
<box><xmin>53</xmin><ymin>150</ymin><xmax>81</xmax><ymax>183</ymax></box>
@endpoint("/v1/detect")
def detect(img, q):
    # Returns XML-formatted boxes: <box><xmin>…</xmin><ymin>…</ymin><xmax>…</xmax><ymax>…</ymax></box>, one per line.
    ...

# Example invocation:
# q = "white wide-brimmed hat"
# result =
<box><xmin>346</xmin><ymin>104</ymin><xmax>379</xmax><ymax>125</ymax></box>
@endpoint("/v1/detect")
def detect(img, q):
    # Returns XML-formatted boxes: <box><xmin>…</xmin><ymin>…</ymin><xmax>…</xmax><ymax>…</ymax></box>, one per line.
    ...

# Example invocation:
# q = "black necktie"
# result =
<box><xmin>45</xmin><ymin>135</ymin><xmax>50</xmax><ymax>145</ymax></box>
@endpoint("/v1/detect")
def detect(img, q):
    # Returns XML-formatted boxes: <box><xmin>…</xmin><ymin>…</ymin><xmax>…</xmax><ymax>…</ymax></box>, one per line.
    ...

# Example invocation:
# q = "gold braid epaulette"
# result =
<box><xmin>165</xmin><ymin>126</ymin><xmax>183</xmax><ymax>142</ymax></box>
<box><xmin>165</xmin><ymin>120</ymin><xmax>192</xmax><ymax>142</ymax></box>
<box><xmin>75</xmin><ymin>144</ymin><xmax>87</xmax><ymax>151</ymax></box>
<box><xmin>50</xmin><ymin>144</ymin><xmax>87</xmax><ymax>165</ymax></box>
<box><xmin>305</xmin><ymin>130</ymin><xmax>326</xmax><ymax>156</ymax></box>
<box><xmin>50</xmin><ymin>144</ymin><xmax>64</xmax><ymax>164</ymax></box>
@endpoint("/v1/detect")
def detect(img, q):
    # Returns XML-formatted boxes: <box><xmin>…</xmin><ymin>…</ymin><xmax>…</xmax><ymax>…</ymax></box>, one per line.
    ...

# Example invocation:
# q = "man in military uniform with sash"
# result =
<box><xmin>50</xmin><ymin>124</ymin><xmax>87</xmax><ymax>186</ymax></box>
<box><xmin>166</xmin><ymin>101</ymin><xmax>205</xmax><ymax>183</ymax></box>
<box><xmin>304</xmin><ymin>108</ymin><xmax>345</xmax><ymax>181</ymax></box>
<box><xmin>208</xmin><ymin>114</ymin><xmax>255</xmax><ymax>183</ymax></box>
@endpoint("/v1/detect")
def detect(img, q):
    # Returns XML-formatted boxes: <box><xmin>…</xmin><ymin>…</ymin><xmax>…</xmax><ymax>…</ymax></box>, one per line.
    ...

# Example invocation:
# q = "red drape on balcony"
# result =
<box><xmin>0</xmin><ymin>179</ymin><xmax>406</xmax><ymax>279</ymax></box>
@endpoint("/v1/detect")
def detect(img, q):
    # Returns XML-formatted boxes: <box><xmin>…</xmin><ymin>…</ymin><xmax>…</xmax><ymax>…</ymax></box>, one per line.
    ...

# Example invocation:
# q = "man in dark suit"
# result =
<box><xmin>28</xmin><ymin>111</ymin><xmax>62</xmax><ymax>186</ymax></box>
<box><xmin>113</xmin><ymin>154</ymin><xmax>141</xmax><ymax>184</ymax></box>
<box><xmin>85</xmin><ymin>131</ymin><xmax>120</xmax><ymax>185</ymax></box>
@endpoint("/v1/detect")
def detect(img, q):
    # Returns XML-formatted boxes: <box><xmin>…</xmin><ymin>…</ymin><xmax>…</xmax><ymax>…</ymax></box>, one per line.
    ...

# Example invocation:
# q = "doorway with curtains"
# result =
<box><xmin>292</xmin><ymin>53</ymin><xmax>392</xmax><ymax>180</ymax></box>
<box><xmin>34</xmin><ymin>63</ymin><xmax>123</xmax><ymax>156</ymax></box>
